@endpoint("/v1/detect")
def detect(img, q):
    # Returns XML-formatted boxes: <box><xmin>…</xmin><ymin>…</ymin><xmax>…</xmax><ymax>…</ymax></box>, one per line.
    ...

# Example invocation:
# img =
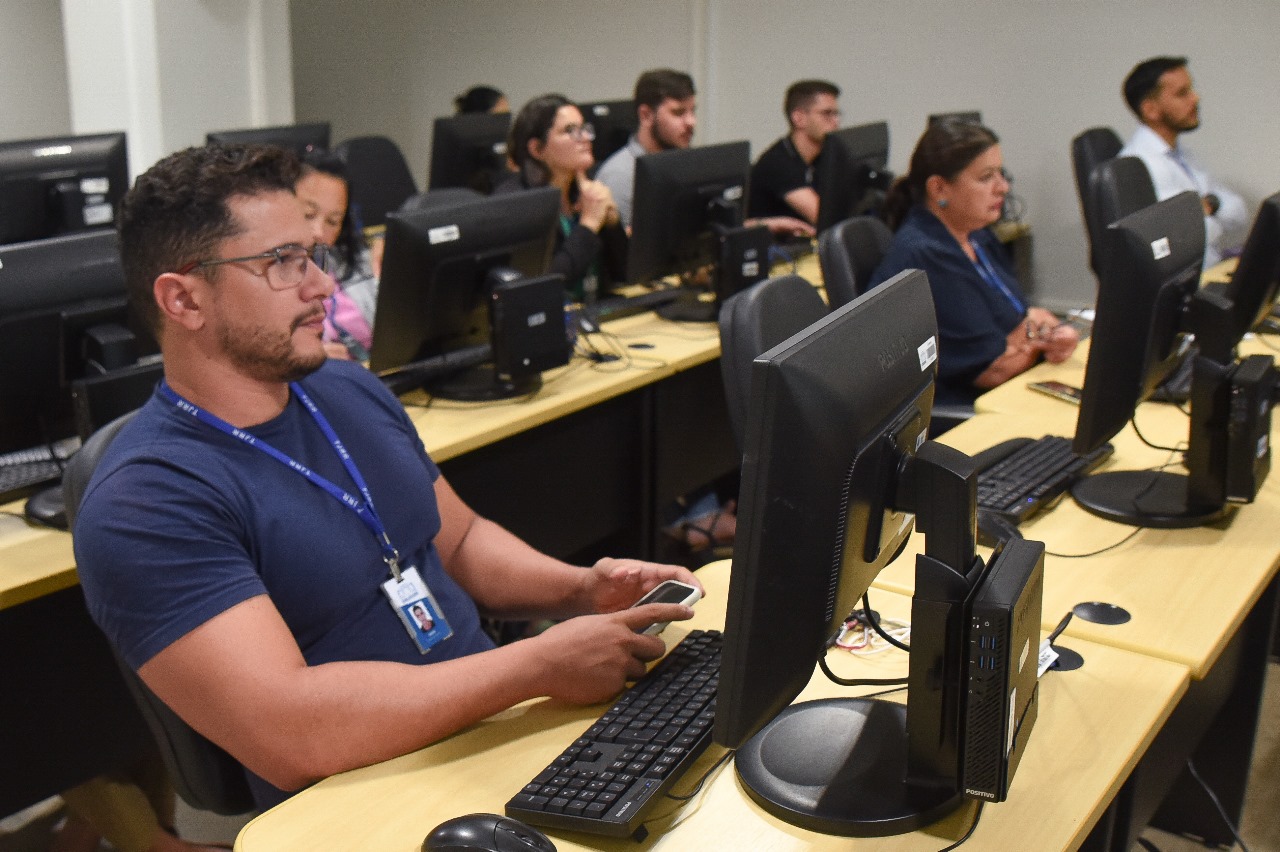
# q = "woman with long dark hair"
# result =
<box><xmin>870</xmin><ymin>121</ymin><xmax>1077</xmax><ymax>406</ymax></box>
<box><xmin>494</xmin><ymin>94</ymin><xmax>627</xmax><ymax>303</ymax></box>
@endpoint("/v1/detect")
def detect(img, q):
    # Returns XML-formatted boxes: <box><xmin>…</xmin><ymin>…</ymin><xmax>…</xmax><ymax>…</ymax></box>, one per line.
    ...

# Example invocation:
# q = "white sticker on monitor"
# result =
<box><xmin>82</xmin><ymin>202</ymin><xmax>114</xmax><ymax>226</ymax></box>
<box><xmin>1151</xmin><ymin>237</ymin><xmax>1171</xmax><ymax>260</ymax></box>
<box><xmin>80</xmin><ymin>177</ymin><xmax>109</xmax><ymax>195</ymax></box>
<box><xmin>428</xmin><ymin>224</ymin><xmax>461</xmax><ymax>244</ymax></box>
<box><xmin>491</xmin><ymin>141</ymin><xmax>508</xmax><ymax>155</ymax></box>
<box><xmin>722</xmin><ymin>185</ymin><xmax>743</xmax><ymax>202</ymax></box>
<box><xmin>917</xmin><ymin>336</ymin><xmax>938</xmax><ymax>371</ymax></box>
<box><xmin>592</xmin><ymin>104</ymin><xmax>610</xmax><ymax>116</ymax></box>
<box><xmin>527</xmin><ymin>311</ymin><xmax>547</xmax><ymax>328</ymax></box>
<box><xmin>741</xmin><ymin>261</ymin><xmax>759</xmax><ymax>276</ymax></box>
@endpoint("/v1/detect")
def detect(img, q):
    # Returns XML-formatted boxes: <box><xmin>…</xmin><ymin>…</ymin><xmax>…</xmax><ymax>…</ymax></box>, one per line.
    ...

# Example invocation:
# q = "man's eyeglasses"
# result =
<box><xmin>177</xmin><ymin>243</ymin><xmax>334</xmax><ymax>290</ymax></box>
<box><xmin>560</xmin><ymin>122</ymin><xmax>596</xmax><ymax>142</ymax></box>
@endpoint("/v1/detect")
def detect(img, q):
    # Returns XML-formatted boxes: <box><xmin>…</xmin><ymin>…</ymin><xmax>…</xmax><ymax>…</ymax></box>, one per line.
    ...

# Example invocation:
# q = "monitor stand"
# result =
<box><xmin>734</xmin><ymin>697</ymin><xmax>963</xmax><ymax>836</ymax></box>
<box><xmin>1070</xmin><ymin>470</ymin><xmax>1229</xmax><ymax>528</ymax></box>
<box><xmin>426</xmin><ymin>365</ymin><xmax>541</xmax><ymax>402</ymax></box>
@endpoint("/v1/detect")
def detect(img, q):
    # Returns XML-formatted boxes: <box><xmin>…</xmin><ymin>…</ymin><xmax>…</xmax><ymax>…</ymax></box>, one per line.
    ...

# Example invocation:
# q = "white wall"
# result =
<box><xmin>290</xmin><ymin>0</ymin><xmax>1280</xmax><ymax>310</ymax></box>
<box><xmin>0</xmin><ymin>1</ymin><xmax>73</xmax><ymax>140</ymax></box>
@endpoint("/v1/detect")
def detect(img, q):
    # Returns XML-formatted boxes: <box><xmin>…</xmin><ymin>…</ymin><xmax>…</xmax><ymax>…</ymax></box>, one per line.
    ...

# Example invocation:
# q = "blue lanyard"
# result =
<box><xmin>971</xmin><ymin>240</ymin><xmax>1025</xmax><ymax>314</ymax></box>
<box><xmin>158</xmin><ymin>380</ymin><xmax>404</xmax><ymax>579</ymax></box>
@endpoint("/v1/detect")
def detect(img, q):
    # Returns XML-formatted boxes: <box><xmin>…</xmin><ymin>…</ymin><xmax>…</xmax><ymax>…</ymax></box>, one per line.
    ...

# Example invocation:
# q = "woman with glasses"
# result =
<box><xmin>296</xmin><ymin>150</ymin><xmax>381</xmax><ymax>360</ymax></box>
<box><xmin>495</xmin><ymin>94</ymin><xmax>627</xmax><ymax>303</ymax></box>
<box><xmin>869</xmin><ymin>120</ymin><xmax>1078</xmax><ymax>408</ymax></box>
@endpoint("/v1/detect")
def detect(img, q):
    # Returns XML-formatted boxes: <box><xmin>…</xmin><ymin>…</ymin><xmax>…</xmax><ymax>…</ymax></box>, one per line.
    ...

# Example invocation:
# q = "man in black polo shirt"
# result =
<box><xmin>748</xmin><ymin>80</ymin><xmax>841</xmax><ymax>225</ymax></box>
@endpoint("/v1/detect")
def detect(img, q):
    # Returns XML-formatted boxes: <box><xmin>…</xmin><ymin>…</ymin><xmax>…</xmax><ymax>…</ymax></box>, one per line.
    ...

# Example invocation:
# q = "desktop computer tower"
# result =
<box><xmin>1224</xmin><ymin>354</ymin><xmax>1275</xmax><ymax>503</ymax></box>
<box><xmin>962</xmin><ymin>537</ymin><xmax>1044</xmax><ymax>802</ymax></box>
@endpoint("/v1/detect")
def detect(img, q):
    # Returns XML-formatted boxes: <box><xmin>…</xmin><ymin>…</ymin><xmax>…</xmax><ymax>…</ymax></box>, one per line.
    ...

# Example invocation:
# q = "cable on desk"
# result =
<box><xmin>661</xmin><ymin>747</ymin><xmax>735</xmax><ymax>803</ymax></box>
<box><xmin>1186</xmin><ymin>758</ymin><xmax>1252</xmax><ymax>852</ymax></box>
<box><xmin>1046</xmin><ymin>525</ymin><xmax>1143</xmax><ymax>559</ymax></box>
<box><xmin>1135</xmin><ymin>837</ymin><xmax>1164</xmax><ymax>852</ymax></box>
<box><xmin>1046</xmin><ymin>610</ymin><xmax>1073</xmax><ymax>645</ymax></box>
<box><xmin>1130</xmin><ymin>414</ymin><xmax>1186</xmax><ymax>452</ymax></box>
<box><xmin>818</xmin><ymin>654</ymin><xmax>909</xmax><ymax>688</ymax></box>
<box><xmin>862</xmin><ymin>591</ymin><xmax>910</xmax><ymax>652</ymax></box>
<box><xmin>936</xmin><ymin>802</ymin><xmax>983</xmax><ymax>851</ymax></box>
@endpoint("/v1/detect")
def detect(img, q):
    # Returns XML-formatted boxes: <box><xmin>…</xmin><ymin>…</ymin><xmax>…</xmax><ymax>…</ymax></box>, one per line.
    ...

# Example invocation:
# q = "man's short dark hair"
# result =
<box><xmin>633</xmin><ymin>69</ymin><xmax>696</xmax><ymax>115</ymax></box>
<box><xmin>1123</xmin><ymin>56</ymin><xmax>1188</xmax><ymax>117</ymax></box>
<box><xmin>784</xmin><ymin>79</ymin><xmax>840</xmax><ymax>124</ymax></box>
<box><xmin>118</xmin><ymin>144</ymin><xmax>301</xmax><ymax>335</ymax></box>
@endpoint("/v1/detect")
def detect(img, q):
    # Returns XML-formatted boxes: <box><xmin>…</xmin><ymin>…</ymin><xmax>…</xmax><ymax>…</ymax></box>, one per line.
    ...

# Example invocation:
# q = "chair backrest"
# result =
<box><xmin>717</xmin><ymin>274</ymin><xmax>828</xmax><ymax>452</ymax></box>
<box><xmin>1070</xmin><ymin>127</ymin><xmax>1125</xmax><ymax>274</ymax></box>
<box><xmin>1087</xmin><ymin>156</ymin><xmax>1158</xmax><ymax>253</ymax></box>
<box><xmin>817</xmin><ymin>215</ymin><xmax>895</xmax><ymax>309</ymax></box>
<box><xmin>334</xmin><ymin>136</ymin><xmax>418</xmax><ymax>230</ymax></box>
<box><xmin>63</xmin><ymin>411</ymin><xmax>257</xmax><ymax>815</ymax></box>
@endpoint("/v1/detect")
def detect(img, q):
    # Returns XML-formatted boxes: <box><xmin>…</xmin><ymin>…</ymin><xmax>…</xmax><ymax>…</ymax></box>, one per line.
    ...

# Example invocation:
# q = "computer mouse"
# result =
<box><xmin>421</xmin><ymin>813</ymin><xmax>556</xmax><ymax>852</ymax></box>
<box><xmin>24</xmin><ymin>485</ymin><xmax>68</xmax><ymax>530</ymax></box>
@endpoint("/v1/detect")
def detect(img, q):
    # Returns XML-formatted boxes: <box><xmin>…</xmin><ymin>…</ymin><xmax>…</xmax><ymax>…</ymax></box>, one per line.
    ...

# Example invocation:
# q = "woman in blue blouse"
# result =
<box><xmin>869</xmin><ymin>121</ymin><xmax>1077</xmax><ymax>407</ymax></box>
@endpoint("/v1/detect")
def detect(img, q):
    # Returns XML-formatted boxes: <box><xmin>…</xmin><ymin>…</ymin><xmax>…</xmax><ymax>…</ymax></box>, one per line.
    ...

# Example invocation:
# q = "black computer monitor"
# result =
<box><xmin>205</xmin><ymin>122</ymin><xmax>330</xmax><ymax>156</ymax></box>
<box><xmin>368</xmin><ymin>186</ymin><xmax>563</xmax><ymax>400</ymax></box>
<box><xmin>814</xmin><ymin>121</ymin><xmax>892</xmax><ymax>232</ymax></box>
<box><xmin>0</xmin><ymin>230</ymin><xmax>154</xmax><ymax>455</ymax></box>
<box><xmin>0</xmin><ymin>132</ymin><xmax>129</xmax><ymax>246</ymax></box>
<box><xmin>579</xmin><ymin>99</ymin><xmax>637</xmax><ymax>171</ymax></box>
<box><xmin>714</xmin><ymin>269</ymin><xmax>1043</xmax><ymax>836</ymax></box>
<box><xmin>928</xmin><ymin>111</ymin><xmax>982</xmax><ymax>127</ymax></box>
<box><xmin>626</xmin><ymin>141</ymin><xmax>766</xmax><ymax>320</ymax></box>
<box><xmin>427</xmin><ymin>113</ymin><xmax>512</xmax><ymax>194</ymax></box>
<box><xmin>1222</xmin><ymin>191</ymin><xmax>1280</xmax><ymax>343</ymax></box>
<box><xmin>1071</xmin><ymin>190</ymin><xmax>1274</xmax><ymax>526</ymax></box>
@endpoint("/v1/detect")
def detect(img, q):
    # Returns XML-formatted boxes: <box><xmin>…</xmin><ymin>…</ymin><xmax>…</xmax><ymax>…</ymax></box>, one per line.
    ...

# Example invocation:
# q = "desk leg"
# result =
<box><xmin>1111</xmin><ymin>574</ymin><xmax>1279</xmax><ymax>849</ymax></box>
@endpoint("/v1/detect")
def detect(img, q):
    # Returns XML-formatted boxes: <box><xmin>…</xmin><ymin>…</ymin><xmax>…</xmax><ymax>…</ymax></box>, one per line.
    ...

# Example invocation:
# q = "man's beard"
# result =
<box><xmin>219</xmin><ymin>309</ymin><xmax>327</xmax><ymax>384</ymax></box>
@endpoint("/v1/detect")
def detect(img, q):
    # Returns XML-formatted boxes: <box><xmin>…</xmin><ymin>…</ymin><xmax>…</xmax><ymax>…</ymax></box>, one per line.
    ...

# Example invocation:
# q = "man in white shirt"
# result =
<box><xmin>1118</xmin><ymin>56</ymin><xmax>1248</xmax><ymax>266</ymax></box>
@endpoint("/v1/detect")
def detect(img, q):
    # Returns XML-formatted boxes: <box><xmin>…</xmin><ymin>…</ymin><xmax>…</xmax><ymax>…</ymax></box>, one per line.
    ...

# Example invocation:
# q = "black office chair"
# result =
<box><xmin>63</xmin><ymin>412</ymin><xmax>257</xmax><ymax>816</ymax></box>
<box><xmin>1070</xmin><ymin>127</ymin><xmax>1124</xmax><ymax>274</ymax></box>
<box><xmin>1087</xmin><ymin>156</ymin><xmax>1157</xmax><ymax>247</ymax></box>
<box><xmin>817</xmin><ymin>215</ymin><xmax>894</xmax><ymax>309</ymax></box>
<box><xmin>717</xmin><ymin>274</ymin><xmax>828</xmax><ymax>452</ymax></box>
<box><xmin>334</xmin><ymin>136</ymin><xmax>418</xmax><ymax>230</ymax></box>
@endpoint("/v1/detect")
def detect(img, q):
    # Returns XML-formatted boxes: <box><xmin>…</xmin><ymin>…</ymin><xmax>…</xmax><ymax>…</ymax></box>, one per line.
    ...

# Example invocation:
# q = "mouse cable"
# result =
<box><xmin>936</xmin><ymin>802</ymin><xmax>984</xmax><ymax>851</ymax></box>
<box><xmin>661</xmin><ymin>747</ymin><xmax>736</xmax><ymax>803</ymax></box>
<box><xmin>1135</xmin><ymin>838</ymin><xmax>1164</xmax><ymax>852</ymax></box>
<box><xmin>1186</xmin><ymin>759</ymin><xmax>1252</xmax><ymax>852</ymax></box>
<box><xmin>862</xmin><ymin>590</ymin><xmax>910</xmax><ymax>652</ymax></box>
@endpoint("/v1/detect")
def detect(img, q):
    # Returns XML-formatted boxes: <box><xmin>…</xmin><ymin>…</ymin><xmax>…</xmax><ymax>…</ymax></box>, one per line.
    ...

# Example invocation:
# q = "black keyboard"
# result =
<box><xmin>975</xmin><ymin>435</ymin><xmax>1113</xmax><ymax>524</ymax></box>
<box><xmin>0</xmin><ymin>445</ymin><xmax>71</xmax><ymax>504</ymax></box>
<box><xmin>505</xmin><ymin>629</ymin><xmax>721</xmax><ymax>840</ymax></box>
<box><xmin>582</xmin><ymin>289</ymin><xmax>683</xmax><ymax>326</ymax></box>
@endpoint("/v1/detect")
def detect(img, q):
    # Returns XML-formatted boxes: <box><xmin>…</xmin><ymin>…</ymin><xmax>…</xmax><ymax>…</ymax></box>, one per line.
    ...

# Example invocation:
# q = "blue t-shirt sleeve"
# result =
<box><xmin>75</xmin><ymin>456</ymin><xmax>269</xmax><ymax>671</ymax></box>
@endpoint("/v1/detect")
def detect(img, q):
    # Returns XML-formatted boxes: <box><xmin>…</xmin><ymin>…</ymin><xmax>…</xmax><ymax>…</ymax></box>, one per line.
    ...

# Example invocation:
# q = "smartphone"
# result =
<box><xmin>1028</xmin><ymin>379</ymin><xmax>1083</xmax><ymax>405</ymax></box>
<box><xmin>631</xmin><ymin>579</ymin><xmax>702</xmax><ymax>635</ymax></box>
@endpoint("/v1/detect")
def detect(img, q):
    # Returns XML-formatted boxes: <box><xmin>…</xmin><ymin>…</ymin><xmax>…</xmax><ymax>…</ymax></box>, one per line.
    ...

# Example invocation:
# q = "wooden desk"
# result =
<box><xmin>235</xmin><ymin>560</ymin><xmax>1189</xmax><ymax>852</ymax></box>
<box><xmin>877</xmin><ymin>349</ymin><xmax>1280</xmax><ymax>848</ymax></box>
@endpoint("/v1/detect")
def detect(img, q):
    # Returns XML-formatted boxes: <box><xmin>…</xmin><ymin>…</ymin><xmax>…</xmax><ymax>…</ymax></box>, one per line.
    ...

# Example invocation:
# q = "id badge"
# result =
<box><xmin>381</xmin><ymin>566</ymin><xmax>453</xmax><ymax>655</ymax></box>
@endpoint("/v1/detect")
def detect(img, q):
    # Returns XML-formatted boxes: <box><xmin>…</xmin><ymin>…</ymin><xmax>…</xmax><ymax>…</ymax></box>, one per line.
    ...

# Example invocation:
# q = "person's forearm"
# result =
<box><xmin>973</xmin><ymin>344</ymin><xmax>1038</xmax><ymax>390</ymax></box>
<box><xmin>446</xmin><ymin>515</ymin><xmax>591</xmax><ymax>619</ymax></box>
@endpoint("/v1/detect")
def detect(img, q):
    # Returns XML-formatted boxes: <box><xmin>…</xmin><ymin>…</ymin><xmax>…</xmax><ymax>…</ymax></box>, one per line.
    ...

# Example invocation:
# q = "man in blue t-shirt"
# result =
<box><xmin>74</xmin><ymin>143</ymin><xmax>699</xmax><ymax>809</ymax></box>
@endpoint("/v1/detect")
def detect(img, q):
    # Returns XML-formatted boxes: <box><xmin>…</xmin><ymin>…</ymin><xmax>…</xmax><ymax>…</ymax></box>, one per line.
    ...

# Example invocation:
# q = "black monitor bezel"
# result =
<box><xmin>814</xmin><ymin>121</ymin><xmax>891</xmax><ymax>232</ymax></box>
<box><xmin>0</xmin><ymin>132</ymin><xmax>129</xmax><ymax>245</ymax></box>
<box><xmin>204</xmin><ymin>122</ymin><xmax>331</xmax><ymax>156</ymax></box>
<box><xmin>427</xmin><ymin>113</ymin><xmax>512</xmax><ymax>193</ymax></box>
<box><xmin>367</xmin><ymin>186</ymin><xmax>560</xmax><ymax>376</ymax></box>
<box><xmin>626</xmin><ymin>140</ymin><xmax>750</xmax><ymax>287</ymax></box>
